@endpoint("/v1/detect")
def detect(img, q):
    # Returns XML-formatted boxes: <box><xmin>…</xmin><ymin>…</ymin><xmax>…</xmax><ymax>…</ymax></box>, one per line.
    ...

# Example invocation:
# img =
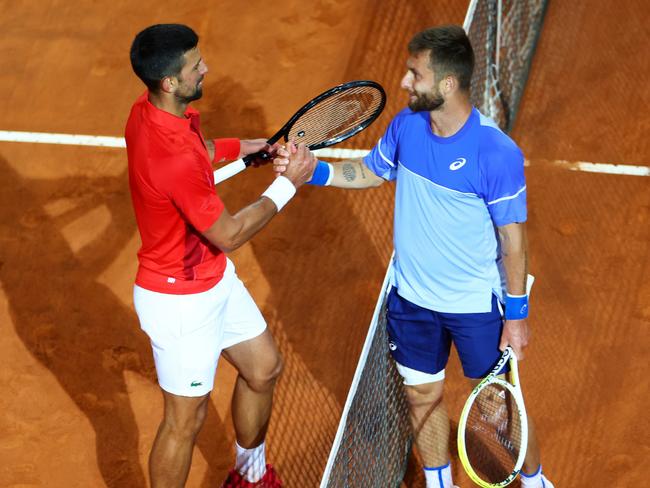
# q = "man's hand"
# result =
<box><xmin>499</xmin><ymin>318</ymin><xmax>530</xmax><ymax>359</ymax></box>
<box><xmin>273</xmin><ymin>145</ymin><xmax>291</xmax><ymax>176</ymax></box>
<box><xmin>240</xmin><ymin>139</ymin><xmax>281</xmax><ymax>167</ymax></box>
<box><xmin>281</xmin><ymin>142</ymin><xmax>316</xmax><ymax>188</ymax></box>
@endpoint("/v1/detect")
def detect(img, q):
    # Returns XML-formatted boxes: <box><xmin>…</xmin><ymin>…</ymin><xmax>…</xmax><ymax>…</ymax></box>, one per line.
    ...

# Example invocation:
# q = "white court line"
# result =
<box><xmin>1</xmin><ymin>130</ymin><xmax>648</xmax><ymax>176</ymax></box>
<box><xmin>545</xmin><ymin>159</ymin><xmax>649</xmax><ymax>177</ymax></box>
<box><xmin>314</xmin><ymin>148</ymin><xmax>370</xmax><ymax>159</ymax></box>
<box><xmin>0</xmin><ymin>130</ymin><xmax>126</xmax><ymax>148</ymax></box>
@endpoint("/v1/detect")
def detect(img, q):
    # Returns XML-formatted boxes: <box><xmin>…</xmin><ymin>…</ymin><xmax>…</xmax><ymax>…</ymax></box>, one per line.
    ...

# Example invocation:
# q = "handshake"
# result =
<box><xmin>238</xmin><ymin>139</ymin><xmax>317</xmax><ymax>189</ymax></box>
<box><xmin>270</xmin><ymin>142</ymin><xmax>318</xmax><ymax>189</ymax></box>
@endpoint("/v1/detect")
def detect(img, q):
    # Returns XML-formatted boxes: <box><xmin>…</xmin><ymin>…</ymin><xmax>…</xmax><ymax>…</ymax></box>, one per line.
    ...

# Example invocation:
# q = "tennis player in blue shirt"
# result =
<box><xmin>275</xmin><ymin>25</ymin><xmax>554</xmax><ymax>488</ymax></box>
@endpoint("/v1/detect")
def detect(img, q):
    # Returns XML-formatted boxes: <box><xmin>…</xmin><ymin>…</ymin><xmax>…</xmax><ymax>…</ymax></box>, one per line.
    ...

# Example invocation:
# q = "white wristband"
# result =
<box><xmin>262</xmin><ymin>176</ymin><xmax>296</xmax><ymax>211</ymax></box>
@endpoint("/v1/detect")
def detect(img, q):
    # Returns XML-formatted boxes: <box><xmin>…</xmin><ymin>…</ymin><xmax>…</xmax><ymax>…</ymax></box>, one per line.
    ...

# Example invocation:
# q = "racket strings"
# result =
<box><xmin>288</xmin><ymin>87</ymin><xmax>384</xmax><ymax>147</ymax></box>
<box><xmin>464</xmin><ymin>383</ymin><xmax>523</xmax><ymax>483</ymax></box>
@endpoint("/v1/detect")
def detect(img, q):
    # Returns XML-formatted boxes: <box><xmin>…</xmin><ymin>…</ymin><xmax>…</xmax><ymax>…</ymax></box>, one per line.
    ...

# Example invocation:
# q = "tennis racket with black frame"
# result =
<box><xmin>212</xmin><ymin>80</ymin><xmax>386</xmax><ymax>184</ymax></box>
<box><xmin>457</xmin><ymin>345</ymin><xmax>528</xmax><ymax>487</ymax></box>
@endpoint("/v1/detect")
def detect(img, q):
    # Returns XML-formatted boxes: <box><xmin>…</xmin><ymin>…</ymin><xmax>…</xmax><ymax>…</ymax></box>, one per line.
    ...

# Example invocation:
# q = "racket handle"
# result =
<box><xmin>213</xmin><ymin>159</ymin><xmax>246</xmax><ymax>184</ymax></box>
<box><xmin>213</xmin><ymin>150</ymin><xmax>274</xmax><ymax>184</ymax></box>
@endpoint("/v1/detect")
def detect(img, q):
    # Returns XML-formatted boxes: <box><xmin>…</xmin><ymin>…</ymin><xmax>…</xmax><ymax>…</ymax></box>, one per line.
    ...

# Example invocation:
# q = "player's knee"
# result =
<box><xmin>163</xmin><ymin>400</ymin><xmax>208</xmax><ymax>440</ymax></box>
<box><xmin>404</xmin><ymin>382</ymin><xmax>444</xmax><ymax>412</ymax></box>
<box><xmin>245</xmin><ymin>353</ymin><xmax>283</xmax><ymax>393</ymax></box>
<box><xmin>193</xmin><ymin>399</ymin><xmax>209</xmax><ymax>431</ymax></box>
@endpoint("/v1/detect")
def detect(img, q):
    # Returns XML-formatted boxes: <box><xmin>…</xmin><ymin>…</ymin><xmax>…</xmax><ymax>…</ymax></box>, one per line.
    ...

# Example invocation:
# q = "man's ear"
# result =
<box><xmin>160</xmin><ymin>76</ymin><xmax>176</xmax><ymax>94</ymax></box>
<box><xmin>440</xmin><ymin>74</ymin><xmax>457</xmax><ymax>95</ymax></box>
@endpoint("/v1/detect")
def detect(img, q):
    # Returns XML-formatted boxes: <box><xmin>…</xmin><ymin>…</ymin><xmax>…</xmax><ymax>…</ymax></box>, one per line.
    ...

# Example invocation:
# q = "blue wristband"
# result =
<box><xmin>504</xmin><ymin>294</ymin><xmax>529</xmax><ymax>320</ymax></box>
<box><xmin>308</xmin><ymin>161</ymin><xmax>333</xmax><ymax>186</ymax></box>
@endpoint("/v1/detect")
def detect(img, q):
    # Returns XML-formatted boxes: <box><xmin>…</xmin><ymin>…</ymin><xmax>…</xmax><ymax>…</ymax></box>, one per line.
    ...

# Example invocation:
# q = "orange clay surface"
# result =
<box><xmin>0</xmin><ymin>1</ymin><xmax>648</xmax><ymax>487</ymax></box>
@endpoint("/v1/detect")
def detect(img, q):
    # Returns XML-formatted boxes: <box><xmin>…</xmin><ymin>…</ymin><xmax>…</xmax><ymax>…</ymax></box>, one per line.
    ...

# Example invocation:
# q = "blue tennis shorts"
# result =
<box><xmin>386</xmin><ymin>286</ymin><xmax>504</xmax><ymax>379</ymax></box>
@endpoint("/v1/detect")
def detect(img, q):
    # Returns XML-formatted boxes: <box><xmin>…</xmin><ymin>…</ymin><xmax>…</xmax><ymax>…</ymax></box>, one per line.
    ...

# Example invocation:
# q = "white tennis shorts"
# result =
<box><xmin>133</xmin><ymin>258</ymin><xmax>266</xmax><ymax>397</ymax></box>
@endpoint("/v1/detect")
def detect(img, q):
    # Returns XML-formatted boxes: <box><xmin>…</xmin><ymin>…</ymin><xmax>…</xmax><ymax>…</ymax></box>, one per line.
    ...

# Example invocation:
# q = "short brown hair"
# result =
<box><xmin>408</xmin><ymin>25</ymin><xmax>474</xmax><ymax>91</ymax></box>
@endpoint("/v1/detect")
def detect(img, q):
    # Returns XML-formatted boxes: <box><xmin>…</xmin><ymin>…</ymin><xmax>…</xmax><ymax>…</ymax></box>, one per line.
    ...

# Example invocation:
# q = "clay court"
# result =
<box><xmin>0</xmin><ymin>1</ymin><xmax>648</xmax><ymax>487</ymax></box>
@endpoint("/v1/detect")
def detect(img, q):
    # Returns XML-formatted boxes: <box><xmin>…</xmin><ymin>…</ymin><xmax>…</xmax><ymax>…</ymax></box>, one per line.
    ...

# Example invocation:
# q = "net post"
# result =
<box><xmin>463</xmin><ymin>0</ymin><xmax>480</xmax><ymax>31</ymax></box>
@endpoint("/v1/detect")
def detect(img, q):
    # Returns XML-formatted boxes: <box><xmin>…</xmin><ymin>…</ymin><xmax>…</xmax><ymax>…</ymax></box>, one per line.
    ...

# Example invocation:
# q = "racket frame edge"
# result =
<box><xmin>457</xmin><ymin>349</ymin><xmax>529</xmax><ymax>487</ymax></box>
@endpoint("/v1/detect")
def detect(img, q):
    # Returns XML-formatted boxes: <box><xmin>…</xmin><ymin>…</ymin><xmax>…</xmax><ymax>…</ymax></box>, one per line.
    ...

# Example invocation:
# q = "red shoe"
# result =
<box><xmin>221</xmin><ymin>464</ymin><xmax>283</xmax><ymax>487</ymax></box>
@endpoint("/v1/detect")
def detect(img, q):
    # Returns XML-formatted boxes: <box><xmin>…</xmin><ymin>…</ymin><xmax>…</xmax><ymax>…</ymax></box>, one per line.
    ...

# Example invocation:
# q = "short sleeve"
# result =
<box><xmin>163</xmin><ymin>154</ymin><xmax>225</xmax><ymax>232</ymax></box>
<box><xmin>480</xmin><ymin>145</ymin><xmax>527</xmax><ymax>226</ymax></box>
<box><xmin>363</xmin><ymin>113</ymin><xmax>404</xmax><ymax>181</ymax></box>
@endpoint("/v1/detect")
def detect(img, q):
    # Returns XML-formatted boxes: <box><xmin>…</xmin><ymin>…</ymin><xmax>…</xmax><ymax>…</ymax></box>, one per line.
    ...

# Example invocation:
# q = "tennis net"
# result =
<box><xmin>319</xmin><ymin>1</ymin><xmax>548</xmax><ymax>486</ymax></box>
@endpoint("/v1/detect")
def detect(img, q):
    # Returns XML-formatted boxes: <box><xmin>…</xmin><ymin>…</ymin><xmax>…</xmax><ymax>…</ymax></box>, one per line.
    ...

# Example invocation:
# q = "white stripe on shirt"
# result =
<box><xmin>377</xmin><ymin>138</ymin><xmax>395</xmax><ymax>167</ymax></box>
<box><xmin>487</xmin><ymin>185</ymin><xmax>527</xmax><ymax>205</ymax></box>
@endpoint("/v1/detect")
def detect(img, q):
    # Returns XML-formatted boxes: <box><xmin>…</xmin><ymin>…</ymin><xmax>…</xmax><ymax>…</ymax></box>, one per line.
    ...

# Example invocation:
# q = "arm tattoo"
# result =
<box><xmin>342</xmin><ymin>163</ymin><xmax>357</xmax><ymax>182</ymax></box>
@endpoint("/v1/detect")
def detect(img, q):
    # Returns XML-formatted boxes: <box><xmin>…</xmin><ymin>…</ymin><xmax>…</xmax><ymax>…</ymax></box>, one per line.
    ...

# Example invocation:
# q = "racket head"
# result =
<box><xmin>273</xmin><ymin>80</ymin><xmax>386</xmax><ymax>149</ymax></box>
<box><xmin>457</xmin><ymin>352</ymin><xmax>528</xmax><ymax>487</ymax></box>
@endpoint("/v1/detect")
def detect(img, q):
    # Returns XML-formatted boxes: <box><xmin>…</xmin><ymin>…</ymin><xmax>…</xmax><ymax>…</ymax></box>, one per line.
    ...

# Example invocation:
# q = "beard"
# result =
<box><xmin>176</xmin><ymin>79</ymin><xmax>203</xmax><ymax>104</ymax></box>
<box><xmin>408</xmin><ymin>89</ymin><xmax>444</xmax><ymax>112</ymax></box>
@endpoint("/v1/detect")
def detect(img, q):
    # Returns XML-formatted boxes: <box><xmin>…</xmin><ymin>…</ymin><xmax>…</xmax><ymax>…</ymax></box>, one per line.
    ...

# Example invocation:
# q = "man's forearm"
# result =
<box><xmin>498</xmin><ymin>223</ymin><xmax>528</xmax><ymax>295</ymax></box>
<box><xmin>224</xmin><ymin>197</ymin><xmax>279</xmax><ymax>251</ymax></box>
<box><xmin>329</xmin><ymin>159</ymin><xmax>384</xmax><ymax>189</ymax></box>
<box><xmin>202</xmin><ymin>177</ymin><xmax>296</xmax><ymax>253</ymax></box>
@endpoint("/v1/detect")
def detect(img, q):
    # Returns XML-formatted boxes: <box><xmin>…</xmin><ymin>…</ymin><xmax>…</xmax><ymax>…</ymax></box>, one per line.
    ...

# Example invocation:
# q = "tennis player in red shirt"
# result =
<box><xmin>126</xmin><ymin>24</ymin><xmax>315</xmax><ymax>488</ymax></box>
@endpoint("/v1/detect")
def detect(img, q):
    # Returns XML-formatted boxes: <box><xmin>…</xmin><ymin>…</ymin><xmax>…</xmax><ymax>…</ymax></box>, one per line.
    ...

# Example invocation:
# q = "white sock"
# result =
<box><xmin>520</xmin><ymin>464</ymin><xmax>543</xmax><ymax>487</ymax></box>
<box><xmin>235</xmin><ymin>441</ymin><xmax>266</xmax><ymax>483</ymax></box>
<box><xmin>424</xmin><ymin>462</ymin><xmax>454</xmax><ymax>488</ymax></box>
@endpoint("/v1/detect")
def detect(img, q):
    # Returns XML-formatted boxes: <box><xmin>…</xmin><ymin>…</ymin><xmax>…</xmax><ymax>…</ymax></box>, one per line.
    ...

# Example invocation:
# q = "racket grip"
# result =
<box><xmin>213</xmin><ymin>159</ymin><xmax>246</xmax><ymax>184</ymax></box>
<box><xmin>243</xmin><ymin>150</ymin><xmax>272</xmax><ymax>165</ymax></box>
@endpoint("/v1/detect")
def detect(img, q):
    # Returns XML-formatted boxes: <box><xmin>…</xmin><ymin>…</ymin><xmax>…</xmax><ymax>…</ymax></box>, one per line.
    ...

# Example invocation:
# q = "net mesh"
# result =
<box><xmin>467</xmin><ymin>0</ymin><xmax>549</xmax><ymax>131</ymax></box>
<box><xmin>320</xmin><ymin>1</ymin><xmax>547</xmax><ymax>486</ymax></box>
<box><xmin>463</xmin><ymin>383</ymin><xmax>523</xmax><ymax>483</ymax></box>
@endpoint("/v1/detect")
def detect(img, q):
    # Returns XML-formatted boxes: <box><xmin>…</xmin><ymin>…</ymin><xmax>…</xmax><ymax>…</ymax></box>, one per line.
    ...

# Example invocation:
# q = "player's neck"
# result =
<box><xmin>428</xmin><ymin>97</ymin><xmax>472</xmax><ymax>138</ymax></box>
<box><xmin>148</xmin><ymin>90</ymin><xmax>189</xmax><ymax>118</ymax></box>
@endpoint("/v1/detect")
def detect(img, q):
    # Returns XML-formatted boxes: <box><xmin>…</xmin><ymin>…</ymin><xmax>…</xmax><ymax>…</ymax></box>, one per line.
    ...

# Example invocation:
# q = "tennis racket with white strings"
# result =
<box><xmin>458</xmin><ymin>274</ymin><xmax>536</xmax><ymax>487</ymax></box>
<box><xmin>212</xmin><ymin>80</ymin><xmax>386</xmax><ymax>184</ymax></box>
<box><xmin>457</xmin><ymin>346</ymin><xmax>528</xmax><ymax>487</ymax></box>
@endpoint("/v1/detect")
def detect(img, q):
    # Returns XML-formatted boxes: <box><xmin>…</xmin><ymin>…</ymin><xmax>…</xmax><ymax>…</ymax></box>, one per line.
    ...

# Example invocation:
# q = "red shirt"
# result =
<box><xmin>125</xmin><ymin>92</ymin><xmax>240</xmax><ymax>294</ymax></box>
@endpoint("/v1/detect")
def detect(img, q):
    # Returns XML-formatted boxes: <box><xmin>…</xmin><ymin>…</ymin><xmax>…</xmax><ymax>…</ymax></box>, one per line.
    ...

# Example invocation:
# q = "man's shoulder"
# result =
<box><xmin>474</xmin><ymin>117</ymin><xmax>522</xmax><ymax>170</ymax></box>
<box><xmin>475</xmin><ymin>112</ymin><xmax>521</xmax><ymax>153</ymax></box>
<box><xmin>393</xmin><ymin>107</ymin><xmax>426</xmax><ymax>124</ymax></box>
<box><xmin>386</xmin><ymin>108</ymin><xmax>429</xmax><ymax>142</ymax></box>
<box><xmin>127</xmin><ymin>126</ymin><xmax>198</xmax><ymax>174</ymax></box>
<box><xmin>126</xmin><ymin>91</ymin><xmax>150</xmax><ymax>121</ymax></box>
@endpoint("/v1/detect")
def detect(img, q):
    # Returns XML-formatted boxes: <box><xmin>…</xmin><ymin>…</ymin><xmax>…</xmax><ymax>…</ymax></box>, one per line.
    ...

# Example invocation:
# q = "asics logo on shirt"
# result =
<box><xmin>449</xmin><ymin>158</ymin><xmax>467</xmax><ymax>170</ymax></box>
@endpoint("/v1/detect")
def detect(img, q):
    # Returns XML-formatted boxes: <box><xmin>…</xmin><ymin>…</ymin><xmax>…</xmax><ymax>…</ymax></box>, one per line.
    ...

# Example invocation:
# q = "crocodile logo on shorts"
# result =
<box><xmin>190</xmin><ymin>381</ymin><xmax>203</xmax><ymax>387</ymax></box>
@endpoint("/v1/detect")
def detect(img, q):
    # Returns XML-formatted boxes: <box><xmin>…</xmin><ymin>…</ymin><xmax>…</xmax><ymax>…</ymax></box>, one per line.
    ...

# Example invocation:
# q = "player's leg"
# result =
<box><xmin>403</xmin><ymin>379</ymin><xmax>453</xmax><ymax>472</ymax></box>
<box><xmin>219</xmin><ymin>260</ymin><xmax>283</xmax><ymax>485</ymax></box>
<box><xmin>385</xmin><ymin>287</ymin><xmax>457</xmax><ymax>488</ymax></box>
<box><xmin>222</xmin><ymin>329</ymin><xmax>282</xmax><ymax>447</ymax></box>
<box><xmin>523</xmin><ymin>417</ymin><xmax>541</xmax><ymax>473</ymax></box>
<box><xmin>518</xmin><ymin>417</ymin><xmax>554</xmax><ymax>487</ymax></box>
<box><xmin>149</xmin><ymin>391</ymin><xmax>211</xmax><ymax>487</ymax></box>
<box><xmin>133</xmin><ymin>260</ymin><xmax>244</xmax><ymax>486</ymax></box>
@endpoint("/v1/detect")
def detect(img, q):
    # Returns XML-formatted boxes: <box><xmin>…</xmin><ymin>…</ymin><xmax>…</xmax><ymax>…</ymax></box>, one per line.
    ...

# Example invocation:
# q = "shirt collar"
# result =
<box><xmin>139</xmin><ymin>91</ymin><xmax>199</xmax><ymax>131</ymax></box>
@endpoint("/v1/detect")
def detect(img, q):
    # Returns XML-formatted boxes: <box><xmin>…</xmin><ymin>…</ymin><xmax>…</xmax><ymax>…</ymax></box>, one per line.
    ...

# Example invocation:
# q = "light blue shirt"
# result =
<box><xmin>364</xmin><ymin>108</ymin><xmax>527</xmax><ymax>313</ymax></box>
